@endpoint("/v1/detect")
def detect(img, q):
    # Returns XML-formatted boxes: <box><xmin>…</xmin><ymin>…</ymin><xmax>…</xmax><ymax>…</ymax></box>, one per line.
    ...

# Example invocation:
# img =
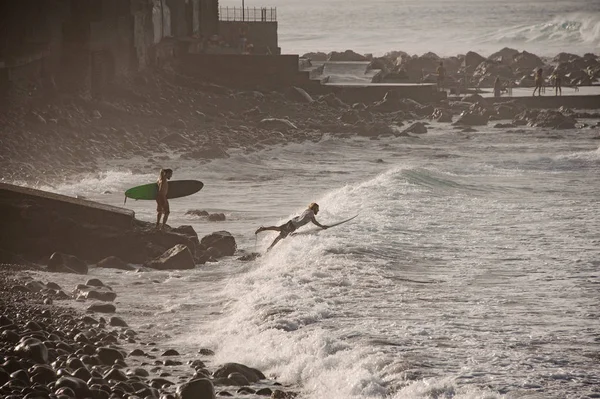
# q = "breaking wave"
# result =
<box><xmin>480</xmin><ymin>12</ymin><xmax>600</xmax><ymax>50</ymax></box>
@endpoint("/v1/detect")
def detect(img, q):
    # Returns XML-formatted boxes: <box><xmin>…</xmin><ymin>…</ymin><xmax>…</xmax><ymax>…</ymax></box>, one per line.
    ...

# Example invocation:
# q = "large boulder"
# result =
<box><xmin>401</xmin><ymin>122</ymin><xmax>428</xmax><ymax>135</ymax></box>
<box><xmin>454</xmin><ymin>104</ymin><xmax>490</xmax><ymax>126</ymax></box>
<box><xmin>213</xmin><ymin>363</ymin><xmax>265</xmax><ymax>383</ymax></box>
<box><xmin>472</xmin><ymin>60</ymin><xmax>514</xmax><ymax>86</ymax></box>
<box><xmin>489</xmin><ymin>47</ymin><xmax>519</xmax><ymax>64</ymax></box>
<box><xmin>512</xmin><ymin>51</ymin><xmax>544</xmax><ymax>71</ymax></box>
<box><xmin>74</xmin><ymin>284</ymin><xmax>117</xmax><ymax>302</ymax></box>
<box><xmin>177</xmin><ymin>378</ymin><xmax>215</xmax><ymax>399</ymax></box>
<box><xmin>14</xmin><ymin>338</ymin><xmax>48</xmax><ymax>363</ymax></box>
<box><xmin>513</xmin><ymin>109</ymin><xmax>576</xmax><ymax>129</ymax></box>
<box><xmin>147</xmin><ymin>244</ymin><xmax>195</xmax><ymax>270</ymax></box>
<box><xmin>200</xmin><ymin>231</ymin><xmax>236</xmax><ymax>257</ymax></box>
<box><xmin>464</xmin><ymin>51</ymin><xmax>486</xmax><ymax>74</ymax></box>
<box><xmin>96</xmin><ymin>256</ymin><xmax>134</xmax><ymax>271</ymax></box>
<box><xmin>54</xmin><ymin>376</ymin><xmax>91</xmax><ymax>398</ymax></box>
<box><xmin>47</xmin><ymin>252</ymin><xmax>88</xmax><ymax>274</ymax></box>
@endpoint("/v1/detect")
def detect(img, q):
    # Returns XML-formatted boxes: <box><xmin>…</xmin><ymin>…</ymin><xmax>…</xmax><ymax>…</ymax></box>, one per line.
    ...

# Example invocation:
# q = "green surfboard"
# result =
<box><xmin>124</xmin><ymin>180</ymin><xmax>204</xmax><ymax>203</ymax></box>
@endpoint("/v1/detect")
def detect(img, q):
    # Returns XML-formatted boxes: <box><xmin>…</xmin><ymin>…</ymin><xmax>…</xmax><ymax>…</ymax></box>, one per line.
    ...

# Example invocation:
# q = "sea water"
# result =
<box><xmin>28</xmin><ymin>121</ymin><xmax>600</xmax><ymax>398</ymax></box>
<box><xmin>219</xmin><ymin>0</ymin><xmax>600</xmax><ymax>57</ymax></box>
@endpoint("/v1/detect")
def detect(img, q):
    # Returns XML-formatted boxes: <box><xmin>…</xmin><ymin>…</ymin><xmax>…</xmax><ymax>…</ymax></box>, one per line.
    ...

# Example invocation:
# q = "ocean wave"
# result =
<box><xmin>480</xmin><ymin>12</ymin><xmax>600</xmax><ymax>49</ymax></box>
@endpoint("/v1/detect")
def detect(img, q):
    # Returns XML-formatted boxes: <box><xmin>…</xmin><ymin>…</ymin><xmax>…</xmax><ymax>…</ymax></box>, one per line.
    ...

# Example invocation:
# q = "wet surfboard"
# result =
<box><xmin>124</xmin><ymin>180</ymin><xmax>203</xmax><ymax>203</ymax></box>
<box><xmin>291</xmin><ymin>214</ymin><xmax>358</xmax><ymax>236</ymax></box>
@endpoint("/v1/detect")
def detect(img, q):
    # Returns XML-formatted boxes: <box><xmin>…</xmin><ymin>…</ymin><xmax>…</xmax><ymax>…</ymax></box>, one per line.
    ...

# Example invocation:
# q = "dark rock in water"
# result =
<box><xmin>87</xmin><ymin>303</ymin><xmax>116</xmax><ymax>313</ymax></box>
<box><xmin>430</xmin><ymin>108</ymin><xmax>453</xmax><ymax>123</ymax></box>
<box><xmin>96</xmin><ymin>256</ymin><xmax>134</xmax><ymax>271</ymax></box>
<box><xmin>109</xmin><ymin>317</ymin><xmax>128</xmax><ymax>327</ymax></box>
<box><xmin>48</xmin><ymin>252</ymin><xmax>88</xmax><ymax>275</ymax></box>
<box><xmin>185</xmin><ymin>210</ymin><xmax>209</xmax><ymax>217</ymax></box>
<box><xmin>340</xmin><ymin>110</ymin><xmax>361</xmax><ymax>124</ymax></box>
<box><xmin>200</xmin><ymin>232</ymin><xmax>236</xmax><ymax>257</ymax></box>
<box><xmin>177</xmin><ymin>378</ymin><xmax>215</xmax><ymax>399</ymax></box>
<box><xmin>14</xmin><ymin>337</ymin><xmax>49</xmax><ymax>363</ymax></box>
<box><xmin>227</xmin><ymin>372</ymin><xmax>249</xmax><ymax>386</ymax></box>
<box><xmin>146</xmin><ymin>244</ymin><xmax>195</xmax><ymax>270</ymax></box>
<box><xmin>75</xmin><ymin>286</ymin><xmax>117</xmax><ymax>302</ymax></box>
<box><xmin>85</xmin><ymin>278</ymin><xmax>105</xmax><ymax>287</ymax></box>
<box><xmin>213</xmin><ymin>363</ymin><xmax>265</xmax><ymax>383</ymax></box>
<box><xmin>198</xmin><ymin>348</ymin><xmax>215</xmax><ymax>356</ymax></box>
<box><xmin>46</xmin><ymin>282</ymin><xmax>62</xmax><ymax>290</ymax></box>
<box><xmin>256</xmin><ymin>387</ymin><xmax>273</xmax><ymax>396</ymax></box>
<box><xmin>513</xmin><ymin>109</ymin><xmax>577</xmax><ymax>129</ymax></box>
<box><xmin>237</xmin><ymin>252</ymin><xmax>261</xmax><ymax>262</ymax></box>
<box><xmin>162</xmin><ymin>349</ymin><xmax>180</xmax><ymax>356</ymax></box>
<box><xmin>207</xmin><ymin>213</ymin><xmax>226</xmax><ymax>222</ymax></box>
<box><xmin>129</xmin><ymin>349</ymin><xmax>145</xmax><ymax>357</ymax></box>
<box><xmin>454</xmin><ymin>111</ymin><xmax>488</xmax><ymax>126</ymax></box>
<box><xmin>493</xmin><ymin>102</ymin><xmax>522</xmax><ymax>120</ymax></box>
<box><xmin>401</xmin><ymin>122</ymin><xmax>427</xmax><ymax>135</ymax></box>
<box><xmin>54</xmin><ymin>376</ymin><xmax>91</xmax><ymax>398</ymax></box>
<box><xmin>25</xmin><ymin>281</ymin><xmax>46</xmax><ymax>292</ymax></box>
<box><xmin>494</xmin><ymin>123</ymin><xmax>516</xmax><ymax>128</ymax></box>
<box><xmin>96</xmin><ymin>347</ymin><xmax>125</xmax><ymax>365</ymax></box>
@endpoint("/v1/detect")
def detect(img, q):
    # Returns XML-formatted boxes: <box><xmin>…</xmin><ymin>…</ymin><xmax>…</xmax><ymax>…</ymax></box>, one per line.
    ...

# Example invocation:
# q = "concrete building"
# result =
<box><xmin>0</xmin><ymin>0</ymin><xmax>219</xmax><ymax>102</ymax></box>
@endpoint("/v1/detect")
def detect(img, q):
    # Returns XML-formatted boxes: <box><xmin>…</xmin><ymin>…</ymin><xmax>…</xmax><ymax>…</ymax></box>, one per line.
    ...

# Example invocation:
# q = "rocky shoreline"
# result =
<box><xmin>1</xmin><ymin>49</ymin><xmax>599</xmax><ymax>185</ymax></box>
<box><xmin>0</xmin><ymin>264</ymin><xmax>298</xmax><ymax>399</ymax></box>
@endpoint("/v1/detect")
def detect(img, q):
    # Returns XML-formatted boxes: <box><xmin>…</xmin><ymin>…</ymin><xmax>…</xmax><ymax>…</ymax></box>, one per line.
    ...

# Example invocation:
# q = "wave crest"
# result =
<box><xmin>480</xmin><ymin>12</ymin><xmax>600</xmax><ymax>49</ymax></box>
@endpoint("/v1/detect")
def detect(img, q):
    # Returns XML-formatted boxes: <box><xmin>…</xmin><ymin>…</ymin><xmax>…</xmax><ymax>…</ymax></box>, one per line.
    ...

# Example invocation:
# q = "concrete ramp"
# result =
<box><xmin>0</xmin><ymin>182</ymin><xmax>134</xmax><ymax>229</ymax></box>
<box><xmin>308</xmin><ymin>61</ymin><xmax>381</xmax><ymax>84</ymax></box>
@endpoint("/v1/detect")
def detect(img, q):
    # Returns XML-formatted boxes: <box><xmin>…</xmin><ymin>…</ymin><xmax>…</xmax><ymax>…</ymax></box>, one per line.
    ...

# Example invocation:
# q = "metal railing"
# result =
<box><xmin>219</xmin><ymin>7</ymin><xmax>277</xmax><ymax>22</ymax></box>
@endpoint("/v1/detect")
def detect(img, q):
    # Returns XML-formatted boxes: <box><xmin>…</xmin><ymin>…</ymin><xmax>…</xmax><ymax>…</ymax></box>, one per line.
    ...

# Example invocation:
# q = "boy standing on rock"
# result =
<box><xmin>156</xmin><ymin>168</ymin><xmax>173</xmax><ymax>230</ymax></box>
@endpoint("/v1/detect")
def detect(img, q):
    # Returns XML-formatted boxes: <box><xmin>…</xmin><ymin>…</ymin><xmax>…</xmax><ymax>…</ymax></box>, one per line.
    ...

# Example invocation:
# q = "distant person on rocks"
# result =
<box><xmin>553</xmin><ymin>73</ymin><xmax>562</xmax><ymax>96</ymax></box>
<box><xmin>533</xmin><ymin>68</ymin><xmax>544</xmax><ymax>96</ymax></box>
<box><xmin>255</xmin><ymin>202</ymin><xmax>328</xmax><ymax>251</ymax></box>
<box><xmin>493</xmin><ymin>76</ymin><xmax>502</xmax><ymax>98</ymax></box>
<box><xmin>156</xmin><ymin>168</ymin><xmax>173</xmax><ymax>230</ymax></box>
<box><xmin>436</xmin><ymin>61</ymin><xmax>446</xmax><ymax>92</ymax></box>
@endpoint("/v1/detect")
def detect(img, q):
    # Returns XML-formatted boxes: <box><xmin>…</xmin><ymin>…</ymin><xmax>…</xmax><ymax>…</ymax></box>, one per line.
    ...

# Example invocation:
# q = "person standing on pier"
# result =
<box><xmin>493</xmin><ymin>76</ymin><xmax>502</xmax><ymax>98</ymax></box>
<box><xmin>436</xmin><ymin>61</ymin><xmax>446</xmax><ymax>92</ymax></box>
<box><xmin>533</xmin><ymin>68</ymin><xmax>544</xmax><ymax>97</ymax></box>
<box><xmin>553</xmin><ymin>72</ymin><xmax>562</xmax><ymax>96</ymax></box>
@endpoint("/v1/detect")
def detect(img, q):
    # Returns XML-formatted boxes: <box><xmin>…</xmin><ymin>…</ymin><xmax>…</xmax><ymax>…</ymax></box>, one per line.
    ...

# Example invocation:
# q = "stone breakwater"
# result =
<box><xmin>302</xmin><ymin>48</ymin><xmax>600</xmax><ymax>88</ymax></box>
<box><xmin>0</xmin><ymin>265</ymin><xmax>298</xmax><ymax>399</ymax></box>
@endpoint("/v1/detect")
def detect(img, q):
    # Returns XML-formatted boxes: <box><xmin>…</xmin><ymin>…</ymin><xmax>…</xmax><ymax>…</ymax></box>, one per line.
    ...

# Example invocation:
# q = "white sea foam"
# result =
<box><xmin>24</xmin><ymin>126</ymin><xmax>600</xmax><ymax>398</ymax></box>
